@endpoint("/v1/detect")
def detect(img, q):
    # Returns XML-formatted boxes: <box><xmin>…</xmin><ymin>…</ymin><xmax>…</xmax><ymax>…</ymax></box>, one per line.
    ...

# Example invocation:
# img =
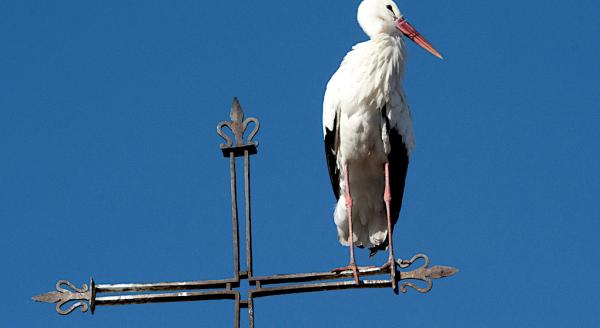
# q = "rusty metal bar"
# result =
<box><xmin>250</xmin><ymin>266</ymin><xmax>388</xmax><ymax>286</ymax></box>
<box><xmin>95</xmin><ymin>279</ymin><xmax>237</xmax><ymax>293</ymax></box>
<box><xmin>230</xmin><ymin>151</ymin><xmax>241</xmax><ymax>281</ymax></box>
<box><xmin>251</xmin><ymin>279</ymin><xmax>392</xmax><ymax>298</ymax></box>
<box><xmin>248</xmin><ymin>295</ymin><xmax>255</xmax><ymax>328</ymax></box>
<box><xmin>244</xmin><ymin>150</ymin><xmax>253</xmax><ymax>278</ymax></box>
<box><xmin>94</xmin><ymin>290</ymin><xmax>237</xmax><ymax>306</ymax></box>
<box><xmin>234</xmin><ymin>291</ymin><xmax>240</xmax><ymax>328</ymax></box>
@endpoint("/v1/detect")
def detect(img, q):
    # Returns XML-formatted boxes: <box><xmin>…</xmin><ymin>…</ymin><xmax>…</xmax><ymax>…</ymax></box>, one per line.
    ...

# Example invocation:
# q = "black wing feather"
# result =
<box><xmin>324</xmin><ymin>111</ymin><xmax>340</xmax><ymax>200</ymax></box>
<box><xmin>387</xmin><ymin>127</ymin><xmax>409</xmax><ymax>229</ymax></box>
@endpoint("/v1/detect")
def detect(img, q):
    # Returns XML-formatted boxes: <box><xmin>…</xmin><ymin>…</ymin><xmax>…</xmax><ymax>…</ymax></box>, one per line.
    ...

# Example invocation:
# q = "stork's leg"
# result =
<box><xmin>384</xmin><ymin>162</ymin><xmax>395</xmax><ymax>265</ymax></box>
<box><xmin>381</xmin><ymin>162</ymin><xmax>398</xmax><ymax>291</ymax></box>
<box><xmin>345</xmin><ymin>163</ymin><xmax>360</xmax><ymax>284</ymax></box>
<box><xmin>331</xmin><ymin>163</ymin><xmax>360</xmax><ymax>284</ymax></box>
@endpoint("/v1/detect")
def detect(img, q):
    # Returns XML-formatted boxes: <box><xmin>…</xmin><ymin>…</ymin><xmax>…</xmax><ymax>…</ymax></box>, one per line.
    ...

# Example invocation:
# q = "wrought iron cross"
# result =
<box><xmin>33</xmin><ymin>98</ymin><xmax>458</xmax><ymax>327</ymax></box>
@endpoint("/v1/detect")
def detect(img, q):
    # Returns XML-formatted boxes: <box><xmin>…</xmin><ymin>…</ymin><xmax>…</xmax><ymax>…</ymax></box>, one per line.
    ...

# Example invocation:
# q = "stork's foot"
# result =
<box><xmin>331</xmin><ymin>264</ymin><xmax>377</xmax><ymax>273</ymax></box>
<box><xmin>396</xmin><ymin>259</ymin><xmax>413</xmax><ymax>268</ymax></box>
<box><xmin>380</xmin><ymin>257</ymin><xmax>402</xmax><ymax>294</ymax></box>
<box><xmin>380</xmin><ymin>258</ymin><xmax>413</xmax><ymax>270</ymax></box>
<box><xmin>379</xmin><ymin>257</ymin><xmax>397</xmax><ymax>271</ymax></box>
<box><xmin>331</xmin><ymin>263</ymin><xmax>369</xmax><ymax>284</ymax></box>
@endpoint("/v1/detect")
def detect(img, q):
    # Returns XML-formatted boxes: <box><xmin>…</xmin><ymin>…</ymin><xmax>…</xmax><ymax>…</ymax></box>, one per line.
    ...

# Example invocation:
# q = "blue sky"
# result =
<box><xmin>2</xmin><ymin>0</ymin><xmax>599</xmax><ymax>327</ymax></box>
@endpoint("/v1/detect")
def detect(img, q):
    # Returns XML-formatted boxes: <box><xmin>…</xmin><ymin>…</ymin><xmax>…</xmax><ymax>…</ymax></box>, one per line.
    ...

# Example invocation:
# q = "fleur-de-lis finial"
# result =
<box><xmin>396</xmin><ymin>254</ymin><xmax>458</xmax><ymax>293</ymax></box>
<box><xmin>32</xmin><ymin>279</ymin><xmax>95</xmax><ymax>315</ymax></box>
<box><xmin>217</xmin><ymin>97</ymin><xmax>260</xmax><ymax>157</ymax></box>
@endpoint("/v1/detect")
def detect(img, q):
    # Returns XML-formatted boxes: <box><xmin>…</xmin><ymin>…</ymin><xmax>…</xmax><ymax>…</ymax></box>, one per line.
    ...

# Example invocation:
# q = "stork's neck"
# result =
<box><xmin>369</xmin><ymin>33</ymin><xmax>406</xmax><ymax>68</ymax></box>
<box><xmin>340</xmin><ymin>33</ymin><xmax>407</xmax><ymax>111</ymax></box>
<box><xmin>366</xmin><ymin>33</ymin><xmax>407</xmax><ymax>86</ymax></box>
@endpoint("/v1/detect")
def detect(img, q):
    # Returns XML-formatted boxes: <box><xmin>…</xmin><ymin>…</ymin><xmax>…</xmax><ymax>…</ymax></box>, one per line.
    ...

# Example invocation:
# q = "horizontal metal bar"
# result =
<box><xmin>249</xmin><ymin>266</ymin><xmax>388</xmax><ymax>286</ymax></box>
<box><xmin>96</xmin><ymin>279</ymin><xmax>238</xmax><ymax>293</ymax></box>
<box><xmin>95</xmin><ymin>290</ymin><xmax>238</xmax><ymax>306</ymax></box>
<box><xmin>32</xmin><ymin>254</ymin><xmax>457</xmax><ymax>318</ymax></box>
<box><xmin>251</xmin><ymin>279</ymin><xmax>392</xmax><ymax>298</ymax></box>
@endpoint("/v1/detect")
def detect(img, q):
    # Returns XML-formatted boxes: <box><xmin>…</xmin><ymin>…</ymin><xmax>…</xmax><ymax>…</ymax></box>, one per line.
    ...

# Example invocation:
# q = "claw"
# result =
<box><xmin>380</xmin><ymin>258</ymin><xmax>396</xmax><ymax>270</ymax></box>
<box><xmin>396</xmin><ymin>259</ymin><xmax>413</xmax><ymax>268</ymax></box>
<box><xmin>330</xmin><ymin>264</ymin><xmax>381</xmax><ymax>284</ymax></box>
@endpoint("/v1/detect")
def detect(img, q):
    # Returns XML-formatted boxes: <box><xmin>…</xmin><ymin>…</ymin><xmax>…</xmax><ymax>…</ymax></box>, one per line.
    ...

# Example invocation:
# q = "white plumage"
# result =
<box><xmin>324</xmin><ymin>0</ymin><xmax>413</xmax><ymax>250</ymax></box>
<box><xmin>323</xmin><ymin>36</ymin><xmax>414</xmax><ymax>248</ymax></box>
<box><xmin>322</xmin><ymin>0</ymin><xmax>441</xmax><ymax>264</ymax></box>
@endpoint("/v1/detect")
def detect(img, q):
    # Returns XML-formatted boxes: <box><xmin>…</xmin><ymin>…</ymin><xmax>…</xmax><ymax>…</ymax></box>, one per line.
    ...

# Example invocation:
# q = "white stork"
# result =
<box><xmin>323</xmin><ymin>0</ymin><xmax>442</xmax><ymax>283</ymax></box>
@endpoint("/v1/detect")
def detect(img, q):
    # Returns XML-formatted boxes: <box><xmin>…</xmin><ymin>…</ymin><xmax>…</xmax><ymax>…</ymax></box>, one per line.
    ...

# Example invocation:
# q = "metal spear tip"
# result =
<box><xmin>429</xmin><ymin>265</ymin><xmax>459</xmax><ymax>279</ymax></box>
<box><xmin>230</xmin><ymin>96</ymin><xmax>244</xmax><ymax>122</ymax></box>
<box><xmin>32</xmin><ymin>291</ymin><xmax>61</xmax><ymax>303</ymax></box>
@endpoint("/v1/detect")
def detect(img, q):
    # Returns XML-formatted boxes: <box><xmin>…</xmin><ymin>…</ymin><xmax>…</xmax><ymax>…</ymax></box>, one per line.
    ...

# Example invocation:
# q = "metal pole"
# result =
<box><xmin>244</xmin><ymin>150</ymin><xmax>253</xmax><ymax>278</ymax></box>
<box><xmin>230</xmin><ymin>152</ymin><xmax>240</xmax><ymax>281</ymax></box>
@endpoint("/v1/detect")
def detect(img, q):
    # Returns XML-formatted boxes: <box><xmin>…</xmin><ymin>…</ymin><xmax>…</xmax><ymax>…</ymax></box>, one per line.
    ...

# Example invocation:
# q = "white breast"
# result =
<box><xmin>323</xmin><ymin>34</ymin><xmax>415</xmax><ymax>159</ymax></box>
<box><xmin>322</xmin><ymin>34</ymin><xmax>416</xmax><ymax>248</ymax></box>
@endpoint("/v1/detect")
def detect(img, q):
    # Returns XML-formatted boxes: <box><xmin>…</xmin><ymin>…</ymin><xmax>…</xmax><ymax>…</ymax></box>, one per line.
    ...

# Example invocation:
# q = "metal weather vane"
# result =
<box><xmin>33</xmin><ymin>98</ymin><xmax>458</xmax><ymax>327</ymax></box>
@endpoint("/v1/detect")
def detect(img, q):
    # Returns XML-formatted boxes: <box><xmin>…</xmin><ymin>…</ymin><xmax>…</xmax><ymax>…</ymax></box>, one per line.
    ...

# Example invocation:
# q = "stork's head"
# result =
<box><xmin>357</xmin><ymin>0</ymin><xmax>443</xmax><ymax>59</ymax></box>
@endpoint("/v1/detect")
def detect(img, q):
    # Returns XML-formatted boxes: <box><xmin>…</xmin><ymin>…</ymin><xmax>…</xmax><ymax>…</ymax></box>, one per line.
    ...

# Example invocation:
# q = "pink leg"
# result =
<box><xmin>384</xmin><ymin>163</ymin><xmax>395</xmax><ymax>263</ymax></box>
<box><xmin>331</xmin><ymin>163</ymin><xmax>365</xmax><ymax>284</ymax></box>
<box><xmin>383</xmin><ymin>163</ymin><xmax>397</xmax><ymax>291</ymax></box>
<box><xmin>344</xmin><ymin>163</ymin><xmax>360</xmax><ymax>284</ymax></box>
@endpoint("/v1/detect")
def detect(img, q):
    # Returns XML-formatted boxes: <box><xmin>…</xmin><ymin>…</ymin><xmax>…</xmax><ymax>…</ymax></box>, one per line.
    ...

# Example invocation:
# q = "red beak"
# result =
<box><xmin>395</xmin><ymin>18</ymin><xmax>443</xmax><ymax>59</ymax></box>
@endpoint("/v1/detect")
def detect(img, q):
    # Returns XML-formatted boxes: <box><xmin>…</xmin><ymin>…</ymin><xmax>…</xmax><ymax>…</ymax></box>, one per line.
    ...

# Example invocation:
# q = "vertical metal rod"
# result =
<box><xmin>234</xmin><ymin>292</ymin><xmax>240</xmax><ymax>328</ymax></box>
<box><xmin>244</xmin><ymin>150</ymin><xmax>253</xmax><ymax>277</ymax></box>
<box><xmin>248</xmin><ymin>296</ymin><xmax>254</xmax><ymax>328</ymax></box>
<box><xmin>230</xmin><ymin>152</ymin><xmax>240</xmax><ymax>280</ymax></box>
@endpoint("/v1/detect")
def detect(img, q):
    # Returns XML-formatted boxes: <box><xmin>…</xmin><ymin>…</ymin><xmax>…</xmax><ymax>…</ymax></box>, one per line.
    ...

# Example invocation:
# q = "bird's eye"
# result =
<box><xmin>386</xmin><ymin>5</ymin><xmax>394</xmax><ymax>13</ymax></box>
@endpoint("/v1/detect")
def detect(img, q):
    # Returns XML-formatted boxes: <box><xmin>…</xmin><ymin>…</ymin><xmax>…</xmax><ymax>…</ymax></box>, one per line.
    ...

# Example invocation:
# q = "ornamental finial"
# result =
<box><xmin>32</xmin><ymin>279</ymin><xmax>95</xmax><ymax>315</ymax></box>
<box><xmin>217</xmin><ymin>97</ymin><xmax>260</xmax><ymax>157</ymax></box>
<box><xmin>396</xmin><ymin>254</ymin><xmax>459</xmax><ymax>293</ymax></box>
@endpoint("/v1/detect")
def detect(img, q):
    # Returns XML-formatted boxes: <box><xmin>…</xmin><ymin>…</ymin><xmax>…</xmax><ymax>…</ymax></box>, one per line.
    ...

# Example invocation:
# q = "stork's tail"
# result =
<box><xmin>368</xmin><ymin>237</ymin><xmax>389</xmax><ymax>257</ymax></box>
<box><xmin>334</xmin><ymin>198</ymin><xmax>388</xmax><ymax>249</ymax></box>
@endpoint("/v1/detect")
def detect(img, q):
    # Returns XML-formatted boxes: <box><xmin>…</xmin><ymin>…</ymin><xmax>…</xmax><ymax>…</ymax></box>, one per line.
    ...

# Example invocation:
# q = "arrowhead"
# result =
<box><xmin>32</xmin><ymin>291</ymin><xmax>61</xmax><ymax>304</ymax></box>
<box><xmin>429</xmin><ymin>266</ymin><xmax>459</xmax><ymax>279</ymax></box>
<box><xmin>230</xmin><ymin>97</ymin><xmax>244</xmax><ymax>122</ymax></box>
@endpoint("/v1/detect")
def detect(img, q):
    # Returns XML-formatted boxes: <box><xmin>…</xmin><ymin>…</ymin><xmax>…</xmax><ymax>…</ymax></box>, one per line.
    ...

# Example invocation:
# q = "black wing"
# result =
<box><xmin>387</xmin><ymin>127</ymin><xmax>409</xmax><ymax>230</ymax></box>
<box><xmin>324</xmin><ymin>110</ymin><xmax>340</xmax><ymax>200</ymax></box>
<box><xmin>370</xmin><ymin>107</ymin><xmax>410</xmax><ymax>255</ymax></box>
